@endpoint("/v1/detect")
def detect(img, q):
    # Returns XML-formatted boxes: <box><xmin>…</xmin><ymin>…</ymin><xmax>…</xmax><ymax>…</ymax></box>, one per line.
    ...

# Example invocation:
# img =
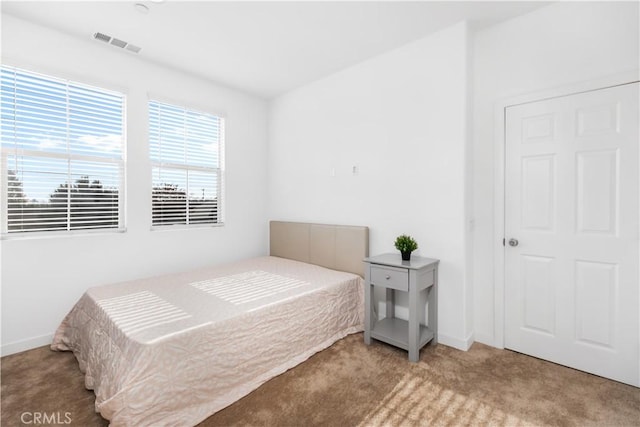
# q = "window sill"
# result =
<box><xmin>1</xmin><ymin>227</ymin><xmax>127</xmax><ymax>241</ymax></box>
<box><xmin>150</xmin><ymin>222</ymin><xmax>225</xmax><ymax>232</ymax></box>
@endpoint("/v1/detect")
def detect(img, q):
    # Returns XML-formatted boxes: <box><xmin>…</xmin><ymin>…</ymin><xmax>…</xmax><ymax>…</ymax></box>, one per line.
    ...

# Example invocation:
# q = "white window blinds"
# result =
<box><xmin>149</xmin><ymin>100</ymin><xmax>224</xmax><ymax>227</ymax></box>
<box><xmin>0</xmin><ymin>66</ymin><xmax>125</xmax><ymax>235</ymax></box>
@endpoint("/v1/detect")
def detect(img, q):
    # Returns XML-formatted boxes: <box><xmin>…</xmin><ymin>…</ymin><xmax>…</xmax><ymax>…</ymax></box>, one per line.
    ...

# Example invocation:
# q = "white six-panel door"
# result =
<box><xmin>505</xmin><ymin>83</ymin><xmax>639</xmax><ymax>386</ymax></box>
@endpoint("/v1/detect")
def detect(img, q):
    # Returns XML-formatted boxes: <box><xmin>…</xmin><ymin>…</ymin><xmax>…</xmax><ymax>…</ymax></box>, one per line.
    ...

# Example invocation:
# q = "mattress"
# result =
<box><xmin>51</xmin><ymin>256</ymin><xmax>364</xmax><ymax>426</ymax></box>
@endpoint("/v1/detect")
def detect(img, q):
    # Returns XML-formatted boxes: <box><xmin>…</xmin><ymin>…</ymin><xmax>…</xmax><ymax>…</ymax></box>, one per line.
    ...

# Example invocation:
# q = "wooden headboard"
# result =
<box><xmin>269</xmin><ymin>221</ymin><xmax>369</xmax><ymax>277</ymax></box>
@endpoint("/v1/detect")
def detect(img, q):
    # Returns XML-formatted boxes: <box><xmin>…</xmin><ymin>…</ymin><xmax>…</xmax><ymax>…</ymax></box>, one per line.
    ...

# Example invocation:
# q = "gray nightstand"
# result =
<box><xmin>363</xmin><ymin>253</ymin><xmax>439</xmax><ymax>362</ymax></box>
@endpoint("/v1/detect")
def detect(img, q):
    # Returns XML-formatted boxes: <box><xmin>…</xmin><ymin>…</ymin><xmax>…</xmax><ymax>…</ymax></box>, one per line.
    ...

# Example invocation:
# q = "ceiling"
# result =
<box><xmin>1</xmin><ymin>1</ymin><xmax>551</xmax><ymax>99</ymax></box>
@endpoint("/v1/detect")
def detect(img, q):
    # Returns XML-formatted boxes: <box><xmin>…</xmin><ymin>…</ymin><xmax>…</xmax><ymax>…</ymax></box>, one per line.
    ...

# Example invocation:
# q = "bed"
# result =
<box><xmin>51</xmin><ymin>221</ymin><xmax>369</xmax><ymax>426</ymax></box>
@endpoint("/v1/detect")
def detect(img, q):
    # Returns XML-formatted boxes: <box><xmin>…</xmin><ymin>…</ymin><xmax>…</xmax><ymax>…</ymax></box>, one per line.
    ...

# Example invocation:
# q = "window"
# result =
<box><xmin>149</xmin><ymin>100</ymin><xmax>224</xmax><ymax>227</ymax></box>
<box><xmin>0</xmin><ymin>66</ymin><xmax>125</xmax><ymax>235</ymax></box>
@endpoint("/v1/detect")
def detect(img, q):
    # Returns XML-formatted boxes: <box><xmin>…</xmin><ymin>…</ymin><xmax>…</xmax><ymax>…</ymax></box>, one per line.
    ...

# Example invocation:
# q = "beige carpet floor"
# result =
<box><xmin>2</xmin><ymin>333</ymin><xmax>639</xmax><ymax>426</ymax></box>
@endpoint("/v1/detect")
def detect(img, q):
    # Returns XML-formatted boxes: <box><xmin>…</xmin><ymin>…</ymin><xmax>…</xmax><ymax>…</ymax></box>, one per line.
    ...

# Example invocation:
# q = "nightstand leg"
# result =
<box><xmin>385</xmin><ymin>288</ymin><xmax>395</xmax><ymax>318</ymax></box>
<box><xmin>429</xmin><ymin>270</ymin><xmax>438</xmax><ymax>345</ymax></box>
<box><xmin>364</xmin><ymin>278</ymin><xmax>372</xmax><ymax>345</ymax></box>
<box><xmin>408</xmin><ymin>270</ymin><xmax>420</xmax><ymax>362</ymax></box>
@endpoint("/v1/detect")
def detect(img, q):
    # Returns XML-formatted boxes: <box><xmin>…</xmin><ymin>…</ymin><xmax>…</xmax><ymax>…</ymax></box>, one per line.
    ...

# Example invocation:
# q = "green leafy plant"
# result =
<box><xmin>394</xmin><ymin>234</ymin><xmax>418</xmax><ymax>253</ymax></box>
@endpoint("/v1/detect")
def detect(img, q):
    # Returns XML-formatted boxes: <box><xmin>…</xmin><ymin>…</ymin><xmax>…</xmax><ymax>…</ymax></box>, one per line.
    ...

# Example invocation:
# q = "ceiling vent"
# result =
<box><xmin>93</xmin><ymin>32</ymin><xmax>142</xmax><ymax>54</ymax></box>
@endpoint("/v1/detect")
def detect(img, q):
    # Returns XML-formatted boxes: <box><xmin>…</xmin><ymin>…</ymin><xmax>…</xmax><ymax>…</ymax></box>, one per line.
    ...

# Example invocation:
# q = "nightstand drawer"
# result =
<box><xmin>370</xmin><ymin>265</ymin><xmax>408</xmax><ymax>291</ymax></box>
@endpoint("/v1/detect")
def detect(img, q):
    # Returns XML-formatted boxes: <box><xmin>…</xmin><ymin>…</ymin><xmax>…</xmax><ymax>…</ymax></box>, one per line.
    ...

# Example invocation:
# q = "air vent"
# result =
<box><xmin>92</xmin><ymin>32</ymin><xmax>142</xmax><ymax>54</ymax></box>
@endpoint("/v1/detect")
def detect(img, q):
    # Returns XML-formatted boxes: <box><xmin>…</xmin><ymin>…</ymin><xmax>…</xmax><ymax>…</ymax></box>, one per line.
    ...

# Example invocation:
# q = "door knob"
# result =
<box><xmin>508</xmin><ymin>238</ymin><xmax>519</xmax><ymax>247</ymax></box>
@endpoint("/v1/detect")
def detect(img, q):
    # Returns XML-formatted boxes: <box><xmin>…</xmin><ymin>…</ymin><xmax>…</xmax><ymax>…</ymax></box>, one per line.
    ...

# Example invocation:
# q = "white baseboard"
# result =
<box><xmin>1</xmin><ymin>334</ymin><xmax>53</xmax><ymax>357</ymax></box>
<box><xmin>437</xmin><ymin>331</ymin><xmax>474</xmax><ymax>351</ymax></box>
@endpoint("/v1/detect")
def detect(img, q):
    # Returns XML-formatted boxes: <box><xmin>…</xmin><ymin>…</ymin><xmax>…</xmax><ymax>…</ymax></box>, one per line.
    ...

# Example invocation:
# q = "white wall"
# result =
<box><xmin>472</xmin><ymin>1</ymin><xmax>640</xmax><ymax>345</ymax></box>
<box><xmin>268</xmin><ymin>22</ymin><xmax>473</xmax><ymax>350</ymax></box>
<box><xmin>0</xmin><ymin>15</ymin><xmax>269</xmax><ymax>355</ymax></box>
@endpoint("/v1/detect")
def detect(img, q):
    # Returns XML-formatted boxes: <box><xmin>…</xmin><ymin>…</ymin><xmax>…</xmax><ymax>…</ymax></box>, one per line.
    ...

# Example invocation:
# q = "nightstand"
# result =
<box><xmin>363</xmin><ymin>253</ymin><xmax>439</xmax><ymax>362</ymax></box>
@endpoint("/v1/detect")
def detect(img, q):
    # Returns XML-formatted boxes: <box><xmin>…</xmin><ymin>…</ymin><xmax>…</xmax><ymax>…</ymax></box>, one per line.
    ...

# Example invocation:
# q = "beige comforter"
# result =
<box><xmin>51</xmin><ymin>256</ymin><xmax>364</xmax><ymax>426</ymax></box>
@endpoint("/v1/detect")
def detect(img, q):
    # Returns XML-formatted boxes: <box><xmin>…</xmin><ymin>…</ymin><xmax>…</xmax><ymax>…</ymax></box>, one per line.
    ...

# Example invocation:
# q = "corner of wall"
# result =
<box><xmin>463</xmin><ymin>20</ymin><xmax>476</xmax><ymax>349</ymax></box>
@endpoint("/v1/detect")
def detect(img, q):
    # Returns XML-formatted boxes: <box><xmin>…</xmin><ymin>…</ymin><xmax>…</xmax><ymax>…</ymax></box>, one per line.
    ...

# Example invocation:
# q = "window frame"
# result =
<box><xmin>0</xmin><ymin>64</ymin><xmax>127</xmax><ymax>239</ymax></box>
<box><xmin>148</xmin><ymin>97</ymin><xmax>225</xmax><ymax>230</ymax></box>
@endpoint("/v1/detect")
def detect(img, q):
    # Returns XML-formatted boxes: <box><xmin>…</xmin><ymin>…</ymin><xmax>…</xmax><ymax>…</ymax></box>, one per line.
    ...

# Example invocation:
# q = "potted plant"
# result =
<box><xmin>394</xmin><ymin>234</ymin><xmax>418</xmax><ymax>261</ymax></box>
